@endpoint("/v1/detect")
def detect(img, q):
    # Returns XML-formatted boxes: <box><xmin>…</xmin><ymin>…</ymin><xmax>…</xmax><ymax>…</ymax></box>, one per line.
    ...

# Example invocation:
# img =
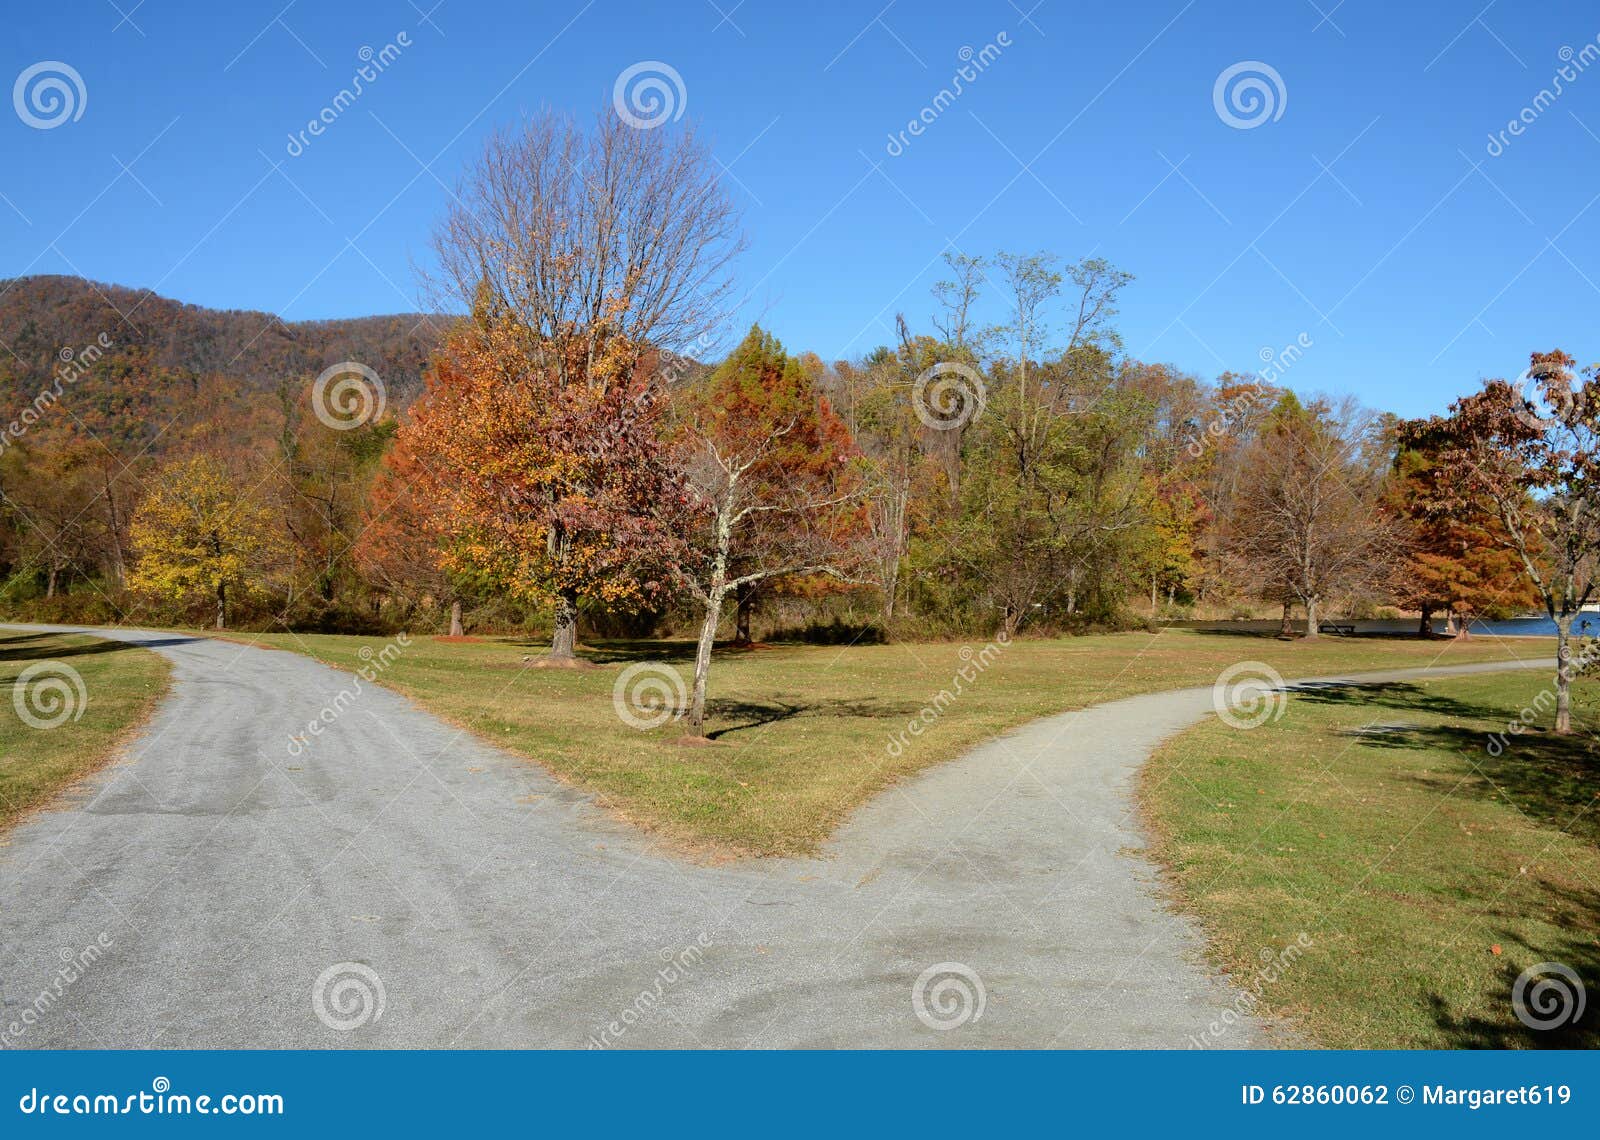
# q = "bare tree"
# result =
<box><xmin>931</xmin><ymin>251</ymin><xmax>986</xmax><ymax>350</ymax></box>
<box><xmin>1226</xmin><ymin>395</ymin><xmax>1404</xmax><ymax>638</ymax></box>
<box><xmin>669</xmin><ymin>329</ymin><xmax>863</xmax><ymax>737</ymax></box>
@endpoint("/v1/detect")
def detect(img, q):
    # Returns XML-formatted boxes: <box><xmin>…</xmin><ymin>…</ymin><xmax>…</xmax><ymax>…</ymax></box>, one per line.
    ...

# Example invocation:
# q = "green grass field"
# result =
<box><xmin>1141</xmin><ymin>667</ymin><xmax>1598</xmax><ymax>1049</ymax></box>
<box><xmin>0</xmin><ymin>631</ymin><xmax>171</xmax><ymax>835</ymax></box>
<box><xmin>234</xmin><ymin>626</ymin><xmax>1542</xmax><ymax>856</ymax></box>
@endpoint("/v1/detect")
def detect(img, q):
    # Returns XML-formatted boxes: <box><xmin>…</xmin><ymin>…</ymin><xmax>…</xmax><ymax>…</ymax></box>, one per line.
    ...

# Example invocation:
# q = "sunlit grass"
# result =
<box><xmin>1142</xmin><ymin>668</ymin><xmax>1598</xmax><ymax>1048</ymax></box>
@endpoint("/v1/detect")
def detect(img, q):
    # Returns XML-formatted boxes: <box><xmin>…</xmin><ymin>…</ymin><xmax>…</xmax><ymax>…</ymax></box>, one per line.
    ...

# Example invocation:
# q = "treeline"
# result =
<box><xmin>2</xmin><ymin>109</ymin><xmax>1595</xmax><ymax>729</ymax></box>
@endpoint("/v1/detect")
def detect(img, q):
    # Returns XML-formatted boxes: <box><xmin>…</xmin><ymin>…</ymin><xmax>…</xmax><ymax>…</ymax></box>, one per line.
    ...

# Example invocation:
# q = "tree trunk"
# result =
<box><xmin>103</xmin><ymin>470</ymin><xmax>127</xmax><ymax>588</ymax></box>
<box><xmin>687</xmin><ymin>594</ymin><xmax>722</xmax><ymax>737</ymax></box>
<box><xmin>215</xmin><ymin>582</ymin><xmax>227</xmax><ymax>630</ymax></box>
<box><xmin>46</xmin><ymin>565</ymin><xmax>58</xmax><ymax>599</ymax></box>
<box><xmin>1418</xmin><ymin>604</ymin><xmax>1433</xmax><ymax>637</ymax></box>
<box><xmin>1150</xmin><ymin>572</ymin><xmax>1158</xmax><ymax>613</ymax></box>
<box><xmin>449</xmin><ymin>599</ymin><xmax>464</xmax><ymax>637</ymax></box>
<box><xmin>1554</xmin><ymin>615</ymin><xmax>1574</xmax><ymax>735</ymax></box>
<box><xmin>1279</xmin><ymin>599</ymin><xmax>1294</xmax><ymax>638</ymax></box>
<box><xmin>550</xmin><ymin>587</ymin><xmax>578</xmax><ymax>659</ymax></box>
<box><xmin>946</xmin><ymin>430</ymin><xmax>962</xmax><ymax>512</ymax></box>
<box><xmin>733</xmin><ymin>584</ymin><xmax>754</xmax><ymax>645</ymax></box>
<box><xmin>1304</xmin><ymin>596</ymin><xmax>1320</xmax><ymax>639</ymax></box>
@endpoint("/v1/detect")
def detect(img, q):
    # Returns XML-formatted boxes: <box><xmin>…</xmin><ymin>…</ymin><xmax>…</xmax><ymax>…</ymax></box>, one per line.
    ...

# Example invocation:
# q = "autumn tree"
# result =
<box><xmin>355</xmin><ymin>430</ymin><xmax>477</xmax><ymax>635</ymax></box>
<box><xmin>398</xmin><ymin>321</ymin><xmax>682</xmax><ymax>654</ymax></box>
<box><xmin>423</xmin><ymin>106</ymin><xmax>742</xmax><ymax>658</ymax></box>
<box><xmin>1181</xmin><ymin>372</ymin><xmax>1282</xmax><ymax>609</ymax></box>
<box><xmin>845</xmin><ymin>328</ymin><xmax>965</xmax><ymax>622</ymax></box>
<box><xmin>129</xmin><ymin>454</ymin><xmax>283</xmax><ymax>628</ymax></box>
<box><xmin>670</xmin><ymin>327</ymin><xmax>863</xmax><ymax>735</ymax></box>
<box><xmin>1401</xmin><ymin>351</ymin><xmax>1599</xmax><ymax>733</ymax></box>
<box><xmin>1224</xmin><ymin>394</ymin><xmax>1403</xmax><ymax>638</ymax></box>
<box><xmin>0</xmin><ymin>435</ymin><xmax>109</xmax><ymax>599</ymax></box>
<box><xmin>1135</xmin><ymin>474</ymin><xmax>1203</xmax><ymax>613</ymax></box>
<box><xmin>1387</xmin><ymin>444</ymin><xmax>1538</xmax><ymax>634</ymax></box>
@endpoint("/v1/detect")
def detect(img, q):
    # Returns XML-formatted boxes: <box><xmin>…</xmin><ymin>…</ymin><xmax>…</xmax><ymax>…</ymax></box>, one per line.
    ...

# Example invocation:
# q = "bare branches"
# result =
<box><xmin>1223</xmin><ymin>395</ymin><xmax>1404</xmax><ymax>635</ymax></box>
<box><xmin>427</xmin><ymin>107</ymin><xmax>744</xmax><ymax>387</ymax></box>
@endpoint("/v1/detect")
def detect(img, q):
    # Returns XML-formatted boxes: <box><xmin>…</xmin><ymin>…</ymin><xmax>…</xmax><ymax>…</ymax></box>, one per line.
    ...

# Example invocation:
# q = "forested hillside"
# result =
<box><xmin>0</xmin><ymin>275</ymin><xmax>437</xmax><ymax>403</ymax></box>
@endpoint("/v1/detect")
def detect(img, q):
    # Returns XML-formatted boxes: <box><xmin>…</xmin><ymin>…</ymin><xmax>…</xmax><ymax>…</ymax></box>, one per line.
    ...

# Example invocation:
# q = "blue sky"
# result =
<box><xmin>4</xmin><ymin>0</ymin><xmax>1598</xmax><ymax>416</ymax></box>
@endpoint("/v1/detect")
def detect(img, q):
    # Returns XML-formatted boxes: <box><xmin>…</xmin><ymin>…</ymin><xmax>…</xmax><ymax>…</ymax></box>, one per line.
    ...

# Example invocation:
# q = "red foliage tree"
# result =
<box><xmin>395</xmin><ymin>322</ymin><xmax>683</xmax><ymax>657</ymax></box>
<box><xmin>1401</xmin><ymin>350</ymin><xmax>1600</xmax><ymax>733</ymax></box>
<box><xmin>669</xmin><ymin>327</ymin><xmax>864</xmax><ymax>735</ymax></box>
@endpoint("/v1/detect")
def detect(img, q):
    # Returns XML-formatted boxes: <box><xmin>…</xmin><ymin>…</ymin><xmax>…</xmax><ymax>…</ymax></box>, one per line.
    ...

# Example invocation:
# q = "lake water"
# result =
<box><xmin>1171</xmin><ymin>614</ymin><xmax>1600</xmax><ymax>639</ymax></box>
<box><xmin>1461</xmin><ymin>614</ymin><xmax>1600</xmax><ymax>638</ymax></box>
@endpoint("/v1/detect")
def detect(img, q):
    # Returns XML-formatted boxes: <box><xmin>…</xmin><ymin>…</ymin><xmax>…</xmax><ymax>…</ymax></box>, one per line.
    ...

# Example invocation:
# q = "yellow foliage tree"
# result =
<box><xmin>129</xmin><ymin>455</ymin><xmax>282</xmax><ymax>629</ymax></box>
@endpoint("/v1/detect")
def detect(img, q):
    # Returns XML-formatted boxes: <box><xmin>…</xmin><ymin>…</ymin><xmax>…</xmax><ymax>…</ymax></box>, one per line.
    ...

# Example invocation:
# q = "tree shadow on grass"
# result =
<box><xmin>1186</xmin><ymin>626</ymin><xmax>1445</xmax><ymax>642</ymax></box>
<box><xmin>0</xmin><ymin>631</ymin><xmax>199</xmax><ymax>663</ymax></box>
<box><xmin>1296</xmin><ymin>681</ymin><xmax>1600</xmax><ymax>844</ymax></box>
<box><xmin>498</xmin><ymin>639</ymin><xmax>781</xmax><ymax>666</ymax></box>
<box><xmin>1421</xmin><ymin>882</ymin><xmax>1599</xmax><ymax>1049</ymax></box>
<box><xmin>1289</xmin><ymin>680</ymin><xmax>1508</xmax><ymax>722</ymax></box>
<box><xmin>703</xmin><ymin>696</ymin><xmax>923</xmax><ymax>740</ymax></box>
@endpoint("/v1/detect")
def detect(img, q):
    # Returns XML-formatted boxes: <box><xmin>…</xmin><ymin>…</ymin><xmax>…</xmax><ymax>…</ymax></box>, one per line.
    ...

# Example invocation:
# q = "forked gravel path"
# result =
<box><xmin>0</xmin><ymin>624</ymin><xmax>1553</xmax><ymax>1048</ymax></box>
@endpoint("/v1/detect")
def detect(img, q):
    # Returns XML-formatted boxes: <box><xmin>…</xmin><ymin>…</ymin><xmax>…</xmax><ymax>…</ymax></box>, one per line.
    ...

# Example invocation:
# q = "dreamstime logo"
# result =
<box><xmin>285</xmin><ymin>34</ymin><xmax>412</xmax><ymax>157</ymax></box>
<box><xmin>1211</xmin><ymin>661</ymin><xmax>1287</xmax><ymax>729</ymax></box>
<box><xmin>1511</xmin><ymin>363</ymin><xmax>1578</xmax><ymax>432</ymax></box>
<box><xmin>0</xmin><ymin>933</ymin><xmax>115</xmax><ymax>1048</ymax></box>
<box><xmin>1485</xmin><ymin>637</ymin><xmax>1600</xmax><ymax>756</ymax></box>
<box><xmin>1188</xmin><ymin>932</ymin><xmax>1313</xmax><ymax>1048</ymax></box>
<box><xmin>587</xmin><ymin>934</ymin><xmax>713</xmax><ymax>1048</ymax></box>
<box><xmin>286</xmin><ymin>633</ymin><xmax>411</xmax><ymax>757</ymax></box>
<box><xmin>1512</xmin><ymin>961</ymin><xmax>1586</xmax><ymax>1031</ymax></box>
<box><xmin>311</xmin><ymin>962</ymin><xmax>386</xmax><ymax>1031</ymax></box>
<box><xmin>1</xmin><ymin>332</ymin><xmax>113</xmax><ymax>457</ymax></box>
<box><xmin>884</xmin><ymin>33</ymin><xmax>1012</xmax><ymax>157</ymax></box>
<box><xmin>13</xmin><ymin>61</ymin><xmax>86</xmax><ymax>129</ymax></box>
<box><xmin>912</xmin><ymin>962</ymin><xmax>986</xmax><ymax>1030</ymax></box>
<box><xmin>1485</xmin><ymin>38</ymin><xmax>1600</xmax><ymax>157</ymax></box>
<box><xmin>311</xmin><ymin>361</ymin><xmax>386</xmax><ymax>430</ymax></box>
<box><xmin>12</xmin><ymin>661</ymin><xmax>87</xmax><ymax>730</ymax></box>
<box><xmin>913</xmin><ymin>362</ymin><xmax>986</xmax><ymax>431</ymax></box>
<box><xmin>1212</xmin><ymin>61</ymin><xmax>1286</xmax><ymax>130</ymax></box>
<box><xmin>1184</xmin><ymin>333</ymin><xmax>1312</xmax><ymax>460</ymax></box>
<box><xmin>886</xmin><ymin>633</ymin><xmax>1009</xmax><ymax>758</ymax></box>
<box><xmin>612</xmin><ymin>61</ymin><xmax>686</xmax><ymax>129</ymax></box>
<box><xmin>612</xmin><ymin>662</ymin><xmax>686</xmax><ymax>730</ymax></box>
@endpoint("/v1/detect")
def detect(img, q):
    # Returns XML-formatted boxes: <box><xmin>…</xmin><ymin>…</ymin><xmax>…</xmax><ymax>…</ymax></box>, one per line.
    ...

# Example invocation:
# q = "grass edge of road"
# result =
<box><xmin>0</xmin><ymin>630</ymin><xmax>173</xmax><ymax>837</ymax></box>
<box><xmin>1137</xmin><ymin>666</ymin><xmax>1599</xmax><ymax>1049</ymax></box>
<box><xmin>202</xmin><ymin>626</ymin><xmax>1544</xmax><ymax>860</ymax></box>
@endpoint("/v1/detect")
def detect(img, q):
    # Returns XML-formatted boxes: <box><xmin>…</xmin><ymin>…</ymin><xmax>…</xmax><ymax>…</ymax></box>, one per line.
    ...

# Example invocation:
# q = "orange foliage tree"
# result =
<box><xmin>395</xmin><ymin>321</ymin><xmax>683</xmax><ymax>655</ymax></box>
<box><xmin>354</xmin><ymin>430</ymin><xmax>472</xmax><ymax>635</ymax></box>
<box><xmin>1387</xmin><ymin>444</ymin><xmax>1538</xmax><ymax>634</ymax></box>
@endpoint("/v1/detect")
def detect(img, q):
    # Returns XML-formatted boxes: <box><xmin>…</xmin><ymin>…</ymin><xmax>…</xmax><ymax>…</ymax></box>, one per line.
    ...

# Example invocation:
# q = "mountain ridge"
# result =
<box><xmin>0</xmin><ymin>274</ymin><xmax>441</xmax><ymax>404</ymax></box>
